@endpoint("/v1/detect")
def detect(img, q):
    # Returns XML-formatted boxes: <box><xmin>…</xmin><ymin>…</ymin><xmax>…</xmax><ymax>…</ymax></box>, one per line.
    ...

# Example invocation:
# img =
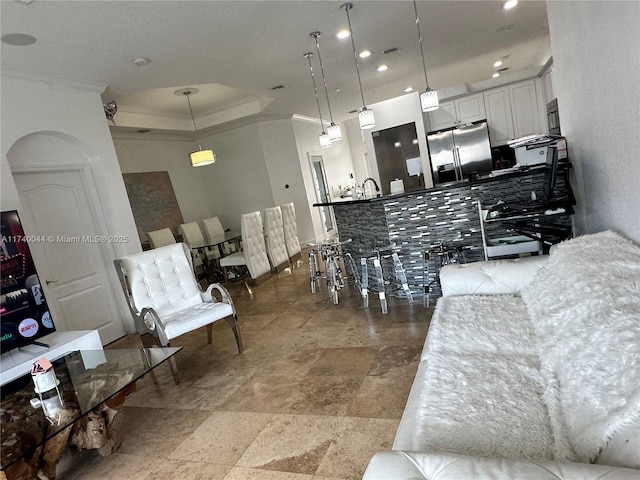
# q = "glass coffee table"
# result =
<box><xmin>0</xmin><ymin>347</ymin><xmax>181</xmax><ymax>479</ymax></box>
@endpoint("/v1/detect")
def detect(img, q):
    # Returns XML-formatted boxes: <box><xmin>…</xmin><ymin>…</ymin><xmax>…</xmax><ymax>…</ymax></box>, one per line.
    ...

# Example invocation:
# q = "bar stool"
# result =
<box><xmin>308</xmin><ymin>238</ymin><xmax>359</xmax><ymax>305</ymax></box>
<box><xmin>359</xmin><ymin>246</ymin><xmax>413</xmax><ymax>314</ymax></box>
<box><xmin>423</xmin><ymin>243</ymin><xmax>467</xmax><ymax>307</ymax></box>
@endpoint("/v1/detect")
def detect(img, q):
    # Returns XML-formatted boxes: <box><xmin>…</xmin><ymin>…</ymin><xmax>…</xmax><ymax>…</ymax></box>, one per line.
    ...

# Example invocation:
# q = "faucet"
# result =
<box><xmin>361</xmin><ymin>178</ymin><xmax>381</xmax><ymax>199</ymax></box>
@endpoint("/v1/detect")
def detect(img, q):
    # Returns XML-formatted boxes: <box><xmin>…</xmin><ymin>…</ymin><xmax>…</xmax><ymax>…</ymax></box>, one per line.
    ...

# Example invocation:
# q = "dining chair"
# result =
<box><xmin>219</xmin><ymin>211</ymin><xmax>272</xmax><ymax>285</ymax></box>
<box><xmin>147</xmin><ymin>228</ymin><xmax>176</xmax><ymax>249</ymax></box>
<box><xmin>178</xmin><ymin>222</ymin><xmax>217</xmax><ymax>274</ymax></box>
<box><xmin>263</xmin><ymin>206</ymin><xmax>290</xmax><ymax>273</ymax></box>
<box><xmin>281</xmin><ymin>202</ymin><xmax>302</xmax><ymax>263</ymax></box>
<box><xmin>202</xmin><ymin>216</ymin><xmax>235</xmax><ymax>256</ymax></box>
<box><xmin>114</xmin><ymin>243</ymin><xmax>243</xmax><ymax>384</ymax></box>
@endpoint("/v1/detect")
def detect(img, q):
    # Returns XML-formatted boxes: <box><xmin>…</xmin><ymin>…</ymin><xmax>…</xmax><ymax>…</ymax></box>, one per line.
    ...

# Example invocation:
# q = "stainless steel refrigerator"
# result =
<box><xmin>427</xmin><ymin>120</ymin><xmax>493</xmax><ymax>185</ymax></box>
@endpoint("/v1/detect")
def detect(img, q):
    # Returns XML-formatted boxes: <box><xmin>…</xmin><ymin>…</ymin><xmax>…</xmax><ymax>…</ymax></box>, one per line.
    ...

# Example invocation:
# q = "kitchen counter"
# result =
<box><xmin>313</xmin><ymin>164</ymin><xmax>560</xmax><ymax>207</ymax></box>
<box><xmin>313</xmin><ymin>163</ymin><xmax>573</xmax><ymax>298</ymax></box>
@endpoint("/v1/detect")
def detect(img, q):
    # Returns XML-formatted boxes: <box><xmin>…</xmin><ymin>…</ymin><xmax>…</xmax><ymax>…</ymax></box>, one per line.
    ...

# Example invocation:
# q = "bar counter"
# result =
<box><xmin>313</xmin><ymin>164</ymin><xmax>573</xmax><ymax>297</ymax></box>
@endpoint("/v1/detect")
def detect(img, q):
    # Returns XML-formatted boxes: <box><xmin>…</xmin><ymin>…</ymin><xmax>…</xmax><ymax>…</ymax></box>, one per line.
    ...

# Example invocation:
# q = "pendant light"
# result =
<box><xmin>176</xmin><ymin>88</ymin><xmax>216</xmax><ymax>167</ymax></box>
<box><xmin>304</xmin><ymin>52</ymin><xmax>332</xmax><ymax>149</ymax></box>
<box><xmin>413</xmin><ymin>0</ymin><xmax>439</xmax><ymax>112</ymax></box>
<box><xmin>310</xmin><ymin>31</ymin><xmax>342</xmax><ymax>142</ymax></box>
<box><xmin>340</xmin><ymin>2</ymin><xmax>375</xmax><ymax>129</ymax></box>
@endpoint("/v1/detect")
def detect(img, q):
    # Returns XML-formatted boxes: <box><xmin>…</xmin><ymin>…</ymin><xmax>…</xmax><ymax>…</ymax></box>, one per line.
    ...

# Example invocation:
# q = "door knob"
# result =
<box><xmin>45</xmin><ymin>279</ymin><xmax>59</xmax><ymax>285</ymax></box>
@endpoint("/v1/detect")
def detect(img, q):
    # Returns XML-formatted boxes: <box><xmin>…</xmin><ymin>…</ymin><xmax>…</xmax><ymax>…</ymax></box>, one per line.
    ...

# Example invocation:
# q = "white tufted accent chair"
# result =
<box><xmin>219</xmin><ymin>211</ymin><xmax>272</xmax><ymax>285</ymax></box>
<box><xmin>147</xmin><ymin>228</ymin><xmax>176</xmax><ymax>249</ymax></box>
<box><xmin>281</xmin><ymin>202</ymin><xmax>301</xmax><ymax>263</ymax></box>
<box><xmin>263</xmin><ymin>206</ymin><xmax>290</xmax><ymax>272</ymax></box>
<box><xmin>114</xmin><ymin>243</ymin><xmax>243</xmax><ymax>383</ymax></box>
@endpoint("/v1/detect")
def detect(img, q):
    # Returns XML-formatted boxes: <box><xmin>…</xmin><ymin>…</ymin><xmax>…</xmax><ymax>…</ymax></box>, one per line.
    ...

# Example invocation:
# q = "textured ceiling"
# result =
<box><xmin>1</xmin><ymin>0</ymin><xmax>551</xmax><ymax>136</ymax></box>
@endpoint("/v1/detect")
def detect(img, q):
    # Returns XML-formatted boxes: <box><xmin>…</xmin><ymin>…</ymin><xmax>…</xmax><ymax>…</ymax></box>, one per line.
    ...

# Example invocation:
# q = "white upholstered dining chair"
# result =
<box><xmin>114</xmin><ymin>243</ymin><xmax>243</xmax><ymax>383</ymax></box>
<box><xmin>202</xmin><ymin>216</ymin><xmax>235</xmax><ymax>256</ymax></box>
<box><xmin>147</xmin><ymin>228</ymin><xmax>176</xmax><ymax>249</ymax></box>
<box><xmin>219</xmin><ymin>211</ymin><xmax>272</xmax><ymax>285</ymax></box>
<box><xmin>281</xmin><ymin>202</ymin><xmax>302</xmax><ymax>263</ymax></box>
<box><xmin>263</xmin><ymin>206</ymin><xmax>290</xmax><ymax>272</ymax></box>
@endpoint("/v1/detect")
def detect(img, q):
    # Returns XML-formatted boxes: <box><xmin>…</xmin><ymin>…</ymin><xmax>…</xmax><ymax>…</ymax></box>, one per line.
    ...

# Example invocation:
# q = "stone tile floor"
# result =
<box><xmin>57</xmin><ymin>256</ymin><xmax>433</xmax><ymax>479</ymax></box>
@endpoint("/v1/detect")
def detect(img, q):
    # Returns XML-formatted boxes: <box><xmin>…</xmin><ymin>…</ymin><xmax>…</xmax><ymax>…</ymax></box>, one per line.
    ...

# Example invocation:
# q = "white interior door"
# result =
<box><xmin>13</xmin><ymin>169</ymin><xmax>126</xmax><ymax>345</ymax></box>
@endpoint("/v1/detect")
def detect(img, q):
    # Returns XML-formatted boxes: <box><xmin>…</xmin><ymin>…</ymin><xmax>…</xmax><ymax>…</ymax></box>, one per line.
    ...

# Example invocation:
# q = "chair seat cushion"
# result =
<box><xmin>219</xmin><ymin>251</ymin><xmax>246</xmax><ymax>267</ymax></box>
<box><xmin>161</xmin><ymin>301</ymin><xmax>234</xmax><ymax>340</ymax></box>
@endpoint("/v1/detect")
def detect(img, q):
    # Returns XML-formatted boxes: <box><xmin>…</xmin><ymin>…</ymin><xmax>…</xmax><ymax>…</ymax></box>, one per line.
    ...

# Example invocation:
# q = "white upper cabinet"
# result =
<box><xmin>484</xmin><ymin>88</ymin><xmax>515</xmax><ymax>146</ymax></box>
<box><xmin>509</xmin><ymin>80</ymin><xmax>541</xmax><ymax>138</ymax></box>
<box><xmin>427</xmin><ymin>92</ymin><xmax>486</xmax><ymax>131</ymax></box>
<box><xmin>483</xmin><ymin>79</ymin><xmax>542</xmax><ymax>146</ymax></box>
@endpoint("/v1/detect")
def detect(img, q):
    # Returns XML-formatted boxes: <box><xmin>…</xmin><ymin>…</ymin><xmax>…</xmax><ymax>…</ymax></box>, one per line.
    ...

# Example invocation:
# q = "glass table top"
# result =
<box><xmin>0</xmin><ymin>347</ymin><xmax>181</xmax><ymax>471</ymax></box>
<box><xmin>190</xmin><ymin>231</ymin><xmax>240</xmax><ymax>250</ymax></box>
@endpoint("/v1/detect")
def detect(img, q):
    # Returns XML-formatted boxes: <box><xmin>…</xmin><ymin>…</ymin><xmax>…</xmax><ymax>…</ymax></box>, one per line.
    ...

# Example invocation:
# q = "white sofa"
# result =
<box><xmin>363</xmin><ymin>231</ymin><xmax>640</xmax><ymax>479</ymax></box>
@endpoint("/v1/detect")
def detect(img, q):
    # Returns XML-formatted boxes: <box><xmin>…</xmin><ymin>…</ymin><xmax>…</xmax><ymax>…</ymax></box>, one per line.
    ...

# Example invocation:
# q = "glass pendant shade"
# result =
<box><xmin>319</xmin><ymin>132</ymin><xmax>332</xmax><ymax>148</ymax></box>
<box><xmin>420</xmin><ymin>89</ymin><xmax>440</xmax><ymax>112</ymax></box>
<box><xmin>358</xmin><ymin>107</ymin><xmax>375</xmax><ymax>129</ymax></box>
<box><xmin>327</xmin><ymin>123</ymin><xmax>343</xmax><ymax>141</ymax></box>
<box><xmin>190</xmin><ymin>148</ymin><xmax>216</xmax><ymax>167</ymax></box>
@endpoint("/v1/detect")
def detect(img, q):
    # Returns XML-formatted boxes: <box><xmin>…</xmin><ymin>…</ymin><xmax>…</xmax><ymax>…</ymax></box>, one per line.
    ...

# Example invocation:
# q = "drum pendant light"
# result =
<box><xmin>304</xmin><ymin>52</ymin><xmax>332</xmax><ymax>148</ymax></box>
<box><xmin>310</xmin><ymin>31</ymin><xmax>342</xmax><ymax>142</ymax></box>
<box><xmin>176</xmin><ymin>88</ymin><xmax>216</xmax><ymax>167</ymax></box>
<box><xmin>413</xmin><ymin>0</ymin><xmax>439</xmax><ymax>112</ymax></box>
<box><xmin>340</xmin><ymin>2</ymin><xmax>375</xmax><ymax>129</ymax></box>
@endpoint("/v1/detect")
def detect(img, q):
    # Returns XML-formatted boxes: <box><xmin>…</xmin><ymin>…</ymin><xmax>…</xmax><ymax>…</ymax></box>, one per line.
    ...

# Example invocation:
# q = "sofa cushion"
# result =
<box><xmin>521</xmin><ymin>231</ymin><xmax>640</xmax><ymax>466</ymax></box>
<box><xmin>393</xmin><ymin>351</ymin><xmax>574</xmax><ymax>460</ymax></box>
<box><xmin>422</xmin><ymin>294</ymin><xmax>538</xmax><ymax>360</ymax></box>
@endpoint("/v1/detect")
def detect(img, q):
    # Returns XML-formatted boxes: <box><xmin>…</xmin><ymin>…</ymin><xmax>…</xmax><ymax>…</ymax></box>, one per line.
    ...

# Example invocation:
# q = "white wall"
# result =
<box><xmin>361</xmin><ymin>91</ymin><xmax>433</xmax><ymax>189</ymax></box>
<box><xmin>1</xmin><ymin>72</ymin><xmax>140</xmax><ymax>259</ymax></box>
<box><xmin>291</xmin><ymin>117</ymin><xmax>356</xmax><ymax>243</ymax></box>
<box><xmin>113</xmin><ymin>136</ymin><xmax>213</xmax><ymax>236</ymax></box>
<box><xmin>547</xmin><ymin>1</ymin><xmax>640</xmax><ymax>243</ymax></box>
<box><xmin>257</xmin><ymin>119</ymin><xmax>315</xmax><ymax>245</ymax></box>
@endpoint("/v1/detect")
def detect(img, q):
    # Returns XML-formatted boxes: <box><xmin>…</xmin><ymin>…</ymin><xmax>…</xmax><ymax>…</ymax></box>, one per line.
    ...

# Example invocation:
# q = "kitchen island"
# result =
<box><xmin>314</xmin><ymin>164</ymin><xmax>574</xmax><ymax>297</ymax></box>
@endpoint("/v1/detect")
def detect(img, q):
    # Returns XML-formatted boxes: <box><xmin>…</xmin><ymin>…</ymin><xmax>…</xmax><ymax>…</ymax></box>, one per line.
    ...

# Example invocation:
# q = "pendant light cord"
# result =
<box><xmin>305</xmin><ymin>53</ymin><xmax>326</xmax><ymax>133</ymax></box>
<box><xmin>185</xmin><ymin>92</ymin><xmax>198</xmax><ymax>131</ymax></box>
<box><xmin>414</xmin><ymin>0</ymin><xmax>431</xmax><ymax>90</ymax></box>
<box><xmin>312</xmin><ymin>33</ymin><xmax>335</xmax><ymax>124</ymax></box>
<box><xmin>343</xmin><ymin>4</ymin><xmax>367</xmax><ymax>108</ymax></box>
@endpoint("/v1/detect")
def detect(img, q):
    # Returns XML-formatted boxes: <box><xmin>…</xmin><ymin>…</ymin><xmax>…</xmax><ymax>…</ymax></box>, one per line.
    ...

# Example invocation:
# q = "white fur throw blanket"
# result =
<box><xmin>396</xmin><ymin>295</ymin><xmax>576</xmax><ymax>460</ymax></box>
<box><xmin>520</xmin><ymin>231</ymin><xmax>640</xmax><ymax>464</ymax></box>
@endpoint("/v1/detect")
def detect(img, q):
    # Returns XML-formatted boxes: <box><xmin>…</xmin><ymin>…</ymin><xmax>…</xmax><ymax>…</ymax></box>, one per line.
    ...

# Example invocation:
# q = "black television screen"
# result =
<box><xmin>542</xmin><ymin>146</ymin><xmax>559</xmax><ymax>203</ymax></box>
<box><xmin>1</xmin><ymin>210</ymin><xmax>56</xmax><ymax>353</ymax></box>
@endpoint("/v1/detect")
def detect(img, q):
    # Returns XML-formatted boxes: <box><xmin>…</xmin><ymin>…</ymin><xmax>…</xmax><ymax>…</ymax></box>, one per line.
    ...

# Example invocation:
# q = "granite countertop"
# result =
<box><xmin>313</xmin><ymin>163</ymin><xmax>570</xmax><ymax>207</ymax></box>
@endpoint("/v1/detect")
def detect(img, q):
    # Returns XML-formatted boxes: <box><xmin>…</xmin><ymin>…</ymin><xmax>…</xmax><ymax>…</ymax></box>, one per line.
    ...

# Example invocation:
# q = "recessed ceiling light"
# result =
<box><xmin>337</xmin><ymin>29</ymin><xmax>350</xmax><ymax>39</ymax></box>
<box><xmin>359</xmin><ymin>50</ymin><xmax>372</xmax><ymax>58</ymax></box>
<box><xmin>492</xmin><ymin>72</ymin><xmax>500</xmax><ymax>78</ymax></box>
<box><xmin>394</xmin><ymin>142</ymin><xmax>401</xmax><ymax>148</ymax></box>
<box><xmin>133</xmin><ymin>57</ymin><xmax>150</xmax><ymax>66</ymax></box>
<box><xmin>377</xmin><ymin>64</ymin><xmax>389</xmax><ymax>72</ymax></box>
<box><xmin>503</xmin><ymin>0</ymin><xmax>518</xmax><ymax>10</ymax></box>
<box><xmin>404</xmin><ymin>87</ymin><xmax>414</xmax><ymax>93</ymax></box>
<box><xmin>1</xmin><ymin>33</ymin><xmax>37</xmax><ymax>46</ymax></box>
<box><xmin>412</xmin><ymin>139</ymin><xmax>418</xmax><ymax>145</ymax></box>
<box><xmin>494</xmin><ymin>60</ymin><xmax>503</xmax><ymax>68</ymax></box>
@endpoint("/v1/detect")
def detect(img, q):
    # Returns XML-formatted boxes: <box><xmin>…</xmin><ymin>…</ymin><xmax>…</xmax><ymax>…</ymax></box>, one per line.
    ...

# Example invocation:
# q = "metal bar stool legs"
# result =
<box><xmin>392</xmin><ymin>252</ymin><xmax>413</xmax><ymax>304</ymax></box>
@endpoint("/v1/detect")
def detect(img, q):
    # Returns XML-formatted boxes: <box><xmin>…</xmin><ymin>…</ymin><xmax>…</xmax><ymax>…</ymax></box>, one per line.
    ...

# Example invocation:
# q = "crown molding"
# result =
<box><xmin>1</xmin><ymin>66</ymin><xmax>107</xmax><ymax>93</ymax></box>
